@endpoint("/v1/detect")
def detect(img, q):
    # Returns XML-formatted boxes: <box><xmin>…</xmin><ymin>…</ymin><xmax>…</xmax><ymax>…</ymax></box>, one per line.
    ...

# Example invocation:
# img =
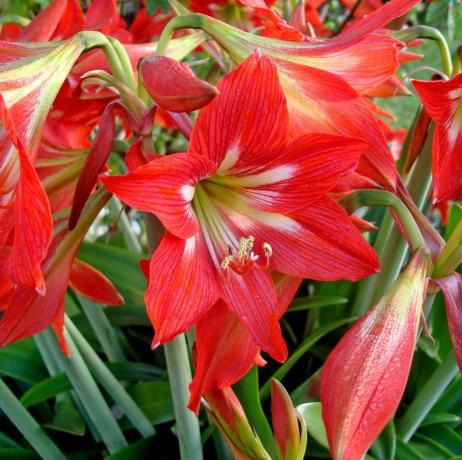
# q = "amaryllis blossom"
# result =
<box><xmin>170</xmin><ymin>0</ymin><xmax>420</xmax><ymax>188</ymax></box>
<box><xmin>101</xmin><ymin>52</ymin><xmax>379</xmax><ymax>364</ymax></box>
<box><xmin>321</xmin><ymin>248</ymin><xmax>429</xmax><ymax>460</ymax></box>
<box><xmin>412</xmin><ymin>74</ymin><xmax>462</xmax><ymax>203</ymax></box>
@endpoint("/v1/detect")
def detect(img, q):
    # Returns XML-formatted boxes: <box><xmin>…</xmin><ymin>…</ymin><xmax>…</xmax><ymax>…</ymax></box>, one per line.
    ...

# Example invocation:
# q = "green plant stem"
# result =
<box><xmin>352</xmin><ymin>128</ymin><xmax>433</xmax><ymax>315</ymax></box>
<box><xmin>108</xmin><ymin>37</ymin><xmax>137</xmax><ymax>92</ymax></box>
<box><xmin>434</xmin><ymin>218</ymin><xmax>462</xmax><ymax>277</ymax></box>
<box><xmin>108</xmin><ymin>197</ymin><xmax>143</xmax><ymax>253</ymax></box>
<box><xmin>144</xmin><ymin>214</ymin><xmax>202</xmax><ymax>460</ymax></box>
<box><xmin>397</xmin><ymin>351</ymin><xmax>459</xmax><ymax>441</ymax></box>
<box><xmin>65</xmin><ymin>316</ymin><xmax>155</xmax><ymax>438</ymax></box>
<box><xmin>39</xmin><ymin>328</ymin><xmax>128</xmax><ymax>454</ymax></box>
<box><xmin>233</xmin><ymin>367</ymin><xmax>276</xmax><ymax>458</ymax></box>
<box><xmin>77</xmin><ymin>294</ymin><xmax>126</xmax><ymax>362</ymax></box>
<box><xmin>0</xmin><ymin>378</ymin><xmax>66</xmax><ymax>460</ymax></box>
<box><xmin>393</xmin><ymin>25</ymin><xmax>453</xmax><ymax>76</ymax></box>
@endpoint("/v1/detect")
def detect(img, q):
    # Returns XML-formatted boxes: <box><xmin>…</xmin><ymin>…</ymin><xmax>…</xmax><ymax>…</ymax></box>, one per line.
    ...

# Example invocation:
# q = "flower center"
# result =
<box><xmin>192</xmin><ymin>179</ymin><xmax>272</xmax><ymax>278</ymax></box>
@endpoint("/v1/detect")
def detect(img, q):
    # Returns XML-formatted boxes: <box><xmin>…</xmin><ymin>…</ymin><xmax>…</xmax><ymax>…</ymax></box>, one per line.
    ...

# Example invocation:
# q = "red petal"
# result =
<box><xmin>85</xmin><ymin>0</ymin><xmax>120</xmax><ymax>33</ymax></box>
<box><xmin>412</xmin><ymin>75</ymin><xmax>462</xmax><ymax>202</ymax></box>
<box><xmin>221</xmin><ymin>266</ymin><xmax>287</xmax><ymax>362</ymax></box>
<box><xmin>101</xmin><ymin>153</ymin><xmax>215</xmax><ymax>239</ymax></box>
<box><xmin>69</xmin><ymin>102</ymin><xmax>119</xmax><ymax>229</ymax></box>
<box><xmin>190</xmin><ymin>52</ymin><xmax>289</xmax><ymax>172</ymax></box>
<box><xmin>147</xmin><ymin>233</ymin><xmax>219</xmax><ymax>346</ymax></box>
<box><xmin>321</xmin><ymin>250</ymin><xmax>427</xmax><ymax>460</ymax></box>
<box><xmin>434</xmin><ymin>273</ymin><xmax>462</xmax><ymax>373</ymax></box>
<box><xmin>70</xmin><ymin>258</ymin><xmax>124</xmax><ymax>306</ymax></box>
<box><xmin>140</xmin><ymin>56</ymin><xmax>219</xmax><ymax>112</ymax></box>
<box><xmin>235</xmin><ymin>133</ymin><xmax>366</xmax><ymax>213</ymax></box>
<box><xmin>188</xmin><ymin>301</ymin><xmax>260</xmax><ymax>414</ymax></box>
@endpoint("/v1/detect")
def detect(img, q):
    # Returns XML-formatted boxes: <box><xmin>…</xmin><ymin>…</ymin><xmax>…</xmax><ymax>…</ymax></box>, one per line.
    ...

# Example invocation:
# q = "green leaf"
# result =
<box><xmin>146</xmin><ymin>0</ymin><xmax>169</xmax><ymax>14</ymax></box>
<box><xmin>421</xmin><ymin>412</ymin><xmax>461</xmax><ymax>427</ymax></box>
<box><xmin>431</xmin><ymin>376</ymin><xmax>462</xmax><ymax>415</ymax></box>
<box><xmin>396</xmin><ymin>439</ymin><xmax>425</xmax><ymax>460</ymax></box>
<box><xmin>43</xmin><ymin>401</ymin><xmax>86</xmax><ymax>436</ymax></box>
<box><xmin>260</xmin><ymin>317</ymin><xmax>356</xmax><ymax>400</ymax></box>
<box><xmin>411</xmin><ymin>433</ymin><xmax>455</xmax><ymax>458</ymax></box>
<box><xmin>419</xmin><ymin>424</ymin><xmax>462</xmax><ymax>454</ymax></box>
<box><xmin>0</xmin><ymin>341</ymin><xmax>47</xmax><ymax>384</ymax></box>
<box><xmin>287</xmin><ymin>295</ymin><xmax>348</xmax><ymax>312</ymax></box>
<box><xmin>21</xmin><ymin>362</ymin><xmax>163</xmax><ymax>408</ymax></box>
<box><xmin>105</xmin><ymin>306</ymin><xmax>151</xmax><ymax>327</ymax></box>
<box><xmin>21</xmin><ymin>374</ymin><xmax>70</xmax><ymax>408</ymax></box>
<box><xmin>297</xmin><ymin>402</ymin><xmax>328</xmax><ymax>449</ymax></box>
<box><xmin>0</xmin><ymin>432</ymin><xmax>20</xmax><ymax>448</ymax></box>
<box><xmin>78</xmin><ymin>242</ymin><xmax>147</xmax><ymax>305</ymax></box>
<box><xmin>0</xmin><ymin>449</ymin><xmax>40</xmax><ymax>460</ymax></box>
<box><xmin>121</xmin><ymin>381</ymin><xmax>174</xmax><ymax>426</ymax></box>
<box><xmin>371</xmin><ymin>421</ymin><xmax>396</xmax><ymax>460</ymax></box>
<box><xmin>105</xmin><ymin>436</ymin><xmax>157</xmax><ymax>459</ymax></box>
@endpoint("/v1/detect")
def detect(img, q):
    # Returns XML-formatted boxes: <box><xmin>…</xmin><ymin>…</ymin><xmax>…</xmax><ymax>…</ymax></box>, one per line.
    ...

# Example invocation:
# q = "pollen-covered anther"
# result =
<box><xmin>256</xmin><ymin>242</ymin><xmax>272</xmax><ymax>270</ymax></box>
<box><xmin>221</xmin><ymin>255</ymin><xmax>234</xmax><ymax>271</ymax></box>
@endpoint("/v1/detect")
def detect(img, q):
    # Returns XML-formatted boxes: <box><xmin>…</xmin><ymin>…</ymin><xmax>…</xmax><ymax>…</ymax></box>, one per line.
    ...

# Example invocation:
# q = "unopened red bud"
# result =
<box><xmin>139</xmin><ymin>56</ymin><xmax>219</xmax><ymax>112</ymax></box>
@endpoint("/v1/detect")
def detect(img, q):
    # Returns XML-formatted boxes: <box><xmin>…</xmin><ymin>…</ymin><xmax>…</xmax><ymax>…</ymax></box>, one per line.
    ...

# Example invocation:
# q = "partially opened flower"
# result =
<box><xmin>321</xmin><ymin>248</ymin><xmax>429</xmax><ymax>460</ymax></box>
<box><xmin>101</xmin><ymin>52</ymin><xmax>379</xmax><ymax>364</ymax></box>
<box><xmin>412</xmin><ymin>74</ymin><xmax>462</xmax><ymax>203</ymax></box>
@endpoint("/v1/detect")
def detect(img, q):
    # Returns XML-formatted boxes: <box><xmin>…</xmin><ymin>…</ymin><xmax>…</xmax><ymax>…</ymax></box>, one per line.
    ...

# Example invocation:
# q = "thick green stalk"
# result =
<box><xmin>397</xmin><ymin>351</ymin><xmax>459</xmax><ymax>441</ymax></box>
<box><xmin>40</xmin><ymin>329</ymin><xmax>128</xmax><ymax>454</ymax></box>
<box><xmin>434</xmin><ymin>218</ymin><xmax>462</xmax><ymax>277</ymax></box>
<box><xmin>108</xmin><ymin>37</ymin><xmax>137</xmax><ymax>92</ymax></box>
<box><xmin>77</xmin><ymin>294</ymin><xmax>126</xmax><ymax>362</ymax></box>
<box><xmin>65</xmin><ymin>316</ymin><xmax>155</xmax><ymax>438</ymax></box>
<box><xmin>0</xmin><ymin>378</ymin><xmax>66</xmax><ymax>460</ymax></box>
<box><xmin>144</xmin><ymin>214</ymin><xmax>202</xmax><ymax>460</ymax></box>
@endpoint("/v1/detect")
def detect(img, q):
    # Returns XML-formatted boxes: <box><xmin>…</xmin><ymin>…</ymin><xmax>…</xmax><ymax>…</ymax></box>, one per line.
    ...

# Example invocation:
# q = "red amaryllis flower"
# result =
<box><xmin>182</xmin><ymin>0</ymin><xmax>420</xmax><ymax>188</ymax></box>
<box><xmin>321</xmin><ymin>248</ymin><xmax>429</xmax><ymax>460</ymax></box>
<box><xmin>101</xmin><ymin>52</ymin><xmax>379</xmax><ymax>363</ymax></box>
<box><xmin>412</xmin><ymin>74</ymin><xmax>462</xmax><ymax>203</ymax></box>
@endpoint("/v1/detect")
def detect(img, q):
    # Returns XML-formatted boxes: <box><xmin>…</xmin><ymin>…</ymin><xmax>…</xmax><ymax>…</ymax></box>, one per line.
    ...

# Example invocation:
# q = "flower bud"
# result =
<box><xmin>321</xmin><ymin>248</ymin><xmax>429</xmax><ymax>460</ymax></box>
<box><xmin>139</xmin><ymin>56</ymin><xmax>218</xmax><ymax>112</ymax></box>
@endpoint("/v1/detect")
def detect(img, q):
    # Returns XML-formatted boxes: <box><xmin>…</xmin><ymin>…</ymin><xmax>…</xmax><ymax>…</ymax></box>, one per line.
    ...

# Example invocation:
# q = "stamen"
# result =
<box><xmin>256</xmin><ymin>242</ymin><xmax>272</xmax><ymax>270</ymax></box>
<box><xmin>221</xmin><ymin>255</ymin><xmax>234</xmax><ymax>271</ymax></box>
<box><xmin>238</xmin><ymin>235</ymin><xmax>254</xmax><ymax>261</ymax></box>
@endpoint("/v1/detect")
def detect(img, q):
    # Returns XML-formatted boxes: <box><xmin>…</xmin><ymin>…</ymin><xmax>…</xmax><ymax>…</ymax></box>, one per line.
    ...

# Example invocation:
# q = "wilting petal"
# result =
<box><xmin>140</xmin><ymin>56</ymin><xmax>219</xmax><ymax>112</ymax></box>
<box><xmin>190</xmin><ymin>52</ymin><xmax>289</xmax><ymax>172</ymax></box>
<box><xmin>101</xmin><ymin>153</ymin><xmax>216</xmax><ymax>239</ymax></box>
<box><xmin>69</xmin><ymin>258</ymin><xmax>124</xmax><ymax>306</ymax></box>
<box><xmin>231</xmin><ymin>133</ymin><xmax>366</xmax><ymax>212</ymax></box>
<box><xmin>188</xmin><ymin>301</ymin><xmax>260</xmax><ymax>413</ymax></box>
<box><xmin>221</xmin><ymin>266</ymin><xmax>287</xmax><ymax>362</ymax></box>
<box><xmin>321</xmin><ymin>249</ymin><xmax>428</xmax><ymax>460</ymax></box>
<box><xmin>271</xmin><ymin>379</ymin><xmax>302</xmax><ymax>460</ymax></box>
<box><xmin>433</xmin><ymin>273</ymin><xmax>462</xmax><ymax>373</ymax></box>
<box><xmin>412</xmin><ymin>75</ymin><xmax>462</xmax><ymax>202</ymax></box>
<box><xmin>147</xmin><ymin>233</ymin><xmax>219</xmax><ymax>346</ymax></box>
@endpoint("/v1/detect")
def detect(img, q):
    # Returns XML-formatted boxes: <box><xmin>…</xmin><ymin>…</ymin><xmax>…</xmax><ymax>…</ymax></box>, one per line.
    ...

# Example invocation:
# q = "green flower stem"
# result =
<box><xmin>393</xmin><ymin>25</ymin><xmax>453</xmax><ymax>76</ymax></box>
<box><xmin>65</xmin><ymin>316</ymin><xmax>155</xmax><ymax>438</ymax></box>
<box><xmin>108</xmin><ymin>197</ymin><xmax>143</xmax><ymax>253</ymax></box>
<box><xmin>156</xmin><ymin>14</ymin><xmax>204</xmax><ymax>56</ymax></box>
<box><xmin>108</xmin><ymin>37</ymin><xmax>137</xmax><ymax>92</ymax></box>
<box><xmin>397</xmin><ymin>351</ymin><xmax>459</xmax><ymax>441</ymax></box>
<box><xmin>40</xmin><ymin>328</ymin><xmax>128</xmax><ymax>454</ymax></box>
<box><xmin>0</xmin><ymin>378</ymin><xmax>66</xmax><ymax>460</ymax></box>
<box><xmin>434</xmin><ymin>218</ymin><xmax>462</xmax><ymax>277</ymax></box>
<box><xmin>233</xmin><ymin>367</ymin><xmax>276</xmax><ymax>459</ymax></box>
<box><xmin>342</xmin><ymin>190</ymin><xmax>426</xmax><ymax>250</ymax></box>
<box><xmin>352</xmin><ymin>128</ymin><xmax>433</xmax><ymax>315</ymax></box>
<box><xmin>76</xmin><ymin>294</ymin><xmax>126</xmax><ymax>363</ymax></box>
<box><xmin>34</xmin><ymin>334</ymin><xmax>61</xmax><ymax>376</ymax></box>
<box><xmin>100</xmin><ymin>39</ymin><xmax>129</xmax><ymax>90</ymax></box>
<box><xmin>144</xmin><ymin>214</ymin><xmax>202</xmax><ymax>460</ymax></box>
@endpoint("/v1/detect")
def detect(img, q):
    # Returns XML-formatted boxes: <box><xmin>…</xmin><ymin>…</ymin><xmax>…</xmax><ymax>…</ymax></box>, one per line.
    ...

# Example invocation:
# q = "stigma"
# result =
<box><xmin>220</xmin><ymin>235</ymin><xmax>272</xmax><ymax>277</ymax></box>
